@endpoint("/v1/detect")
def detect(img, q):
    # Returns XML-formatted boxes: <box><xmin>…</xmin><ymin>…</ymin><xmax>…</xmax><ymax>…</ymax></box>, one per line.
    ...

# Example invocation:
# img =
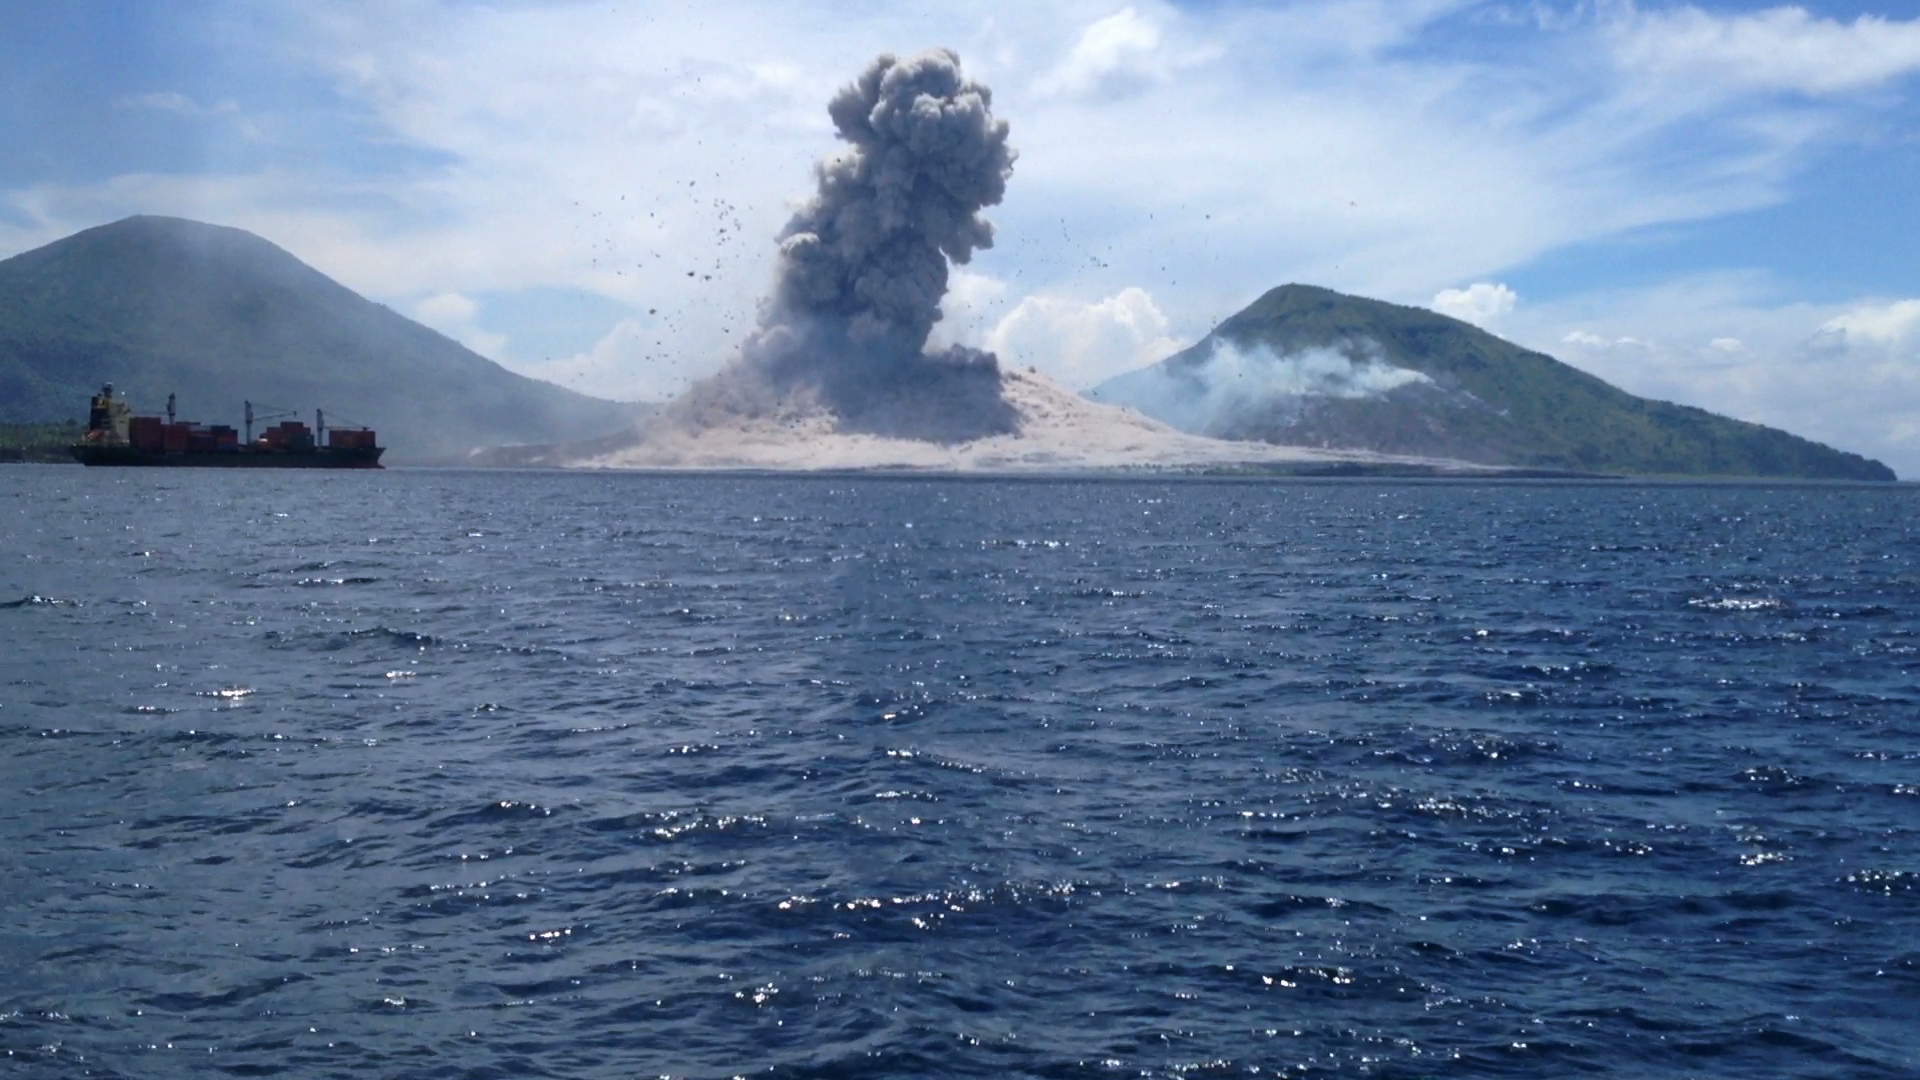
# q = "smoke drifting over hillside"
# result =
<box><xmin>668</xmin><ymin>48</ymin><xmax>1019</xmax><ymax>443</ymax></box>
<box><xmin>1090</xmin><ymin>339</ymin><xmax>1434</xmax><ymax>436</ymax></box>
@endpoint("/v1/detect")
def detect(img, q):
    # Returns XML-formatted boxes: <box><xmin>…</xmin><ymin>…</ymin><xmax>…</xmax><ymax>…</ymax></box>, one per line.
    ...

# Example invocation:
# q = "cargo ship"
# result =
<box><xmin>70</xmin><ymin>386</ymin><xmax>383</xmax><ymax>468</ymax></box>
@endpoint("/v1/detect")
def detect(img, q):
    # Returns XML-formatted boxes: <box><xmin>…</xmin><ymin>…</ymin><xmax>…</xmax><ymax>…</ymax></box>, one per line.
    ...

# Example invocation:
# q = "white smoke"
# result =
<box><xmin>1091</xmin><ymin>339</ymin><xmax>1433</xmax><ymax>436</ymax></box>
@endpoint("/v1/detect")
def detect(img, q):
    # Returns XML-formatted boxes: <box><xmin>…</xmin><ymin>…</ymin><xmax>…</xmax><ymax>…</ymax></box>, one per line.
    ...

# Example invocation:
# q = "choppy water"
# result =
<box><xmin>2</xmin><ymin>468</ymin><xmax>1918</xmax><ymax>1079</ymax></box>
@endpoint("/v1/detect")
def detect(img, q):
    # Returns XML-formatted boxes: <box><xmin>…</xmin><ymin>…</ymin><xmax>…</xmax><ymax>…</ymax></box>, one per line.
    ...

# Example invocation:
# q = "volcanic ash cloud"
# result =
<box><xmin>670</xmin><ymin>48</ymin><xmax>1019</xmax><ymax>443</ymax></box>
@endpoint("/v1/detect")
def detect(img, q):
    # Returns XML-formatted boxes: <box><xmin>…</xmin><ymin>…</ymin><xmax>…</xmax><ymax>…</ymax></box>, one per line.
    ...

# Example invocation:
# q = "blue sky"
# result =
<box><xmin>7</xmin><ymin>1</ymin><xmax>1920</xmax><ymax>470</ymax></box>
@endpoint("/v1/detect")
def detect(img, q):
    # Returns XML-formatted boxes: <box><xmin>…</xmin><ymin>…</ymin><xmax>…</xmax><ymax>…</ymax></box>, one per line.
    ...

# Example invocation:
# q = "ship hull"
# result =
<box><xmin>69</xmin><ymin>445</ymin><xmax>383</xmax><ymax>469</ymax></box>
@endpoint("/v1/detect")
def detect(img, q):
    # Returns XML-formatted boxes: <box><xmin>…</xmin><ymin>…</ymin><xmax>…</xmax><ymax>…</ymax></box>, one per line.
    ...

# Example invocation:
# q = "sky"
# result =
<box><xmin>6</xmin><ymin>0</ymin><xmax>1920</xmax><ymax>471</ymax></box>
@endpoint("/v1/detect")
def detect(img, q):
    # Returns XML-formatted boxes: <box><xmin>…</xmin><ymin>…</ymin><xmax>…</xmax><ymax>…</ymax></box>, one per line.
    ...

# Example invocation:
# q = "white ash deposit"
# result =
<box><xmin>566</xmin><ymin>368</ymin><xmax>1460</xmax><ymax>472</ymax></box>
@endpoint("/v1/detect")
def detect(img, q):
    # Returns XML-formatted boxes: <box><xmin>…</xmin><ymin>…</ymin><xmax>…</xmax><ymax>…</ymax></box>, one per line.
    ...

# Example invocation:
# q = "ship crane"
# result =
<box><xmin>244</xmin><ymin>401</ymin><xmax>296</xmax><ymax>443</ymax></box>
<box><xmin>317</xmin><ymin>409</ymin><xmax>373</xmax><ymax>440</ymax></box>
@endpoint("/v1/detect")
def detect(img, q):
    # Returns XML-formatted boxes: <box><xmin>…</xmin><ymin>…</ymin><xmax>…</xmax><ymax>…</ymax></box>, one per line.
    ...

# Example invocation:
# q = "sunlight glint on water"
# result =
<box><xmin>1</xmin><ymin>469</ymin><xmax>1916</xmax><ymax>1078</ymax></box>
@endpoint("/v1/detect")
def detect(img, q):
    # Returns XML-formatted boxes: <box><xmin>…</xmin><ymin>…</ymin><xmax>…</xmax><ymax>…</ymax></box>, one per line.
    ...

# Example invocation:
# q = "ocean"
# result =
<box><xmin>2</xmin><ymin>468</ymin><xmax>1916</xmax><ymax>1078</ymax></box>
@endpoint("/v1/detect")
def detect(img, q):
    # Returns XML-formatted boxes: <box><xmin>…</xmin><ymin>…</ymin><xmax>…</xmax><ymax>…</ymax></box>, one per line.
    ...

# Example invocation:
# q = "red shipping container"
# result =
<box><xmin>161</xmin><ymin>424</ymin><xmax>190</xmax><ymax>452</ymax></box>
<box><xmin>129</xmin><ymin>416</ymin><xmax>164</xmax><ymax>450</ymax></box>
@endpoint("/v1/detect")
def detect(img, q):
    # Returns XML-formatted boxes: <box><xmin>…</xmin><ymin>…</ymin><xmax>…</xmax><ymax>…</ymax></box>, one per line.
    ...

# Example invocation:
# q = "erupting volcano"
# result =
<box><xmin>663</xmin><ymin>48</ymin><xmax>1019</xmax><ymax>443</ymax></box>
<box><xmin>522</xmin><ymin>49</ymin><xmax>1469</xmax><ymax>475</ymax></box>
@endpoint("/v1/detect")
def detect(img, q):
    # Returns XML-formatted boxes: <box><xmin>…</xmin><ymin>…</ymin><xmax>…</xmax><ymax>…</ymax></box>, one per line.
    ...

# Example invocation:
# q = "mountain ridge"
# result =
<box><xmin>1090</xmin><ymin>283</ymin><xmax>1895</xmax><ymax>481</ymax></box>
<box><xmin>0</xmin><ymin>215</ymin><xmax>643</xmax><ymax>462</ymax></box>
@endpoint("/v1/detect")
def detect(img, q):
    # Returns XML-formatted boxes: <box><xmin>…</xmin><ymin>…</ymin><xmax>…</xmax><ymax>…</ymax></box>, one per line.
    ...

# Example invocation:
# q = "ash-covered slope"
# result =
<box><xmin>507</xmin><ymin>366</ymin><xmax>1506</xmax><ymax>474</ymax></box>
<box><xmin>0</xmin><ymin>216</ymin><xmax>642</xmax><ymax>461</ymax></box>
<box><xmin>1090</xmin><ymin>284</ymin><xmax>1894</xmax><ymax>480</ymax></box>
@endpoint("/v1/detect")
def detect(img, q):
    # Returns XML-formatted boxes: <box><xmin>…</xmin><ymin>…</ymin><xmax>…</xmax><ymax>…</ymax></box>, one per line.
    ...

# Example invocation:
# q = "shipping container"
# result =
<box><xmin>129</xmin><ymin>416</ymin><xmax>164</xmax><ymax>450</ymax></box>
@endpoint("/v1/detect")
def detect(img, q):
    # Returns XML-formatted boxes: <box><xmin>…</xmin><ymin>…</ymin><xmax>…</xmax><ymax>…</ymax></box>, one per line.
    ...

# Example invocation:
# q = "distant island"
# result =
<box><xmin>1090</xmin><ymin>284</ymin><xmax>1895</xmax><ymax>481</ymax></box>
<box><xmin>0</xmin><ymin>216</ymin><xmax>646</xmax><ymax>463</ymax></box>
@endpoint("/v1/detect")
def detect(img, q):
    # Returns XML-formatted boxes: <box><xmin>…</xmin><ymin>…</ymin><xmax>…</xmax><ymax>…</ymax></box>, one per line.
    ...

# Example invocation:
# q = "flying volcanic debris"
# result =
<box><xmin>681</xmin><ymin>48</ymin><xmax>1019</xmax><ymax>443</ymax></box>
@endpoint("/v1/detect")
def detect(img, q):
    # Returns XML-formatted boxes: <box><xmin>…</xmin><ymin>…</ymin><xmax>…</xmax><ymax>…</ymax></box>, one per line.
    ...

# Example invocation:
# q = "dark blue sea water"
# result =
<box><xmin>2</xmin><ymin>468</ymin><xmax>1918</xmax><ymax>1079</ymax></box>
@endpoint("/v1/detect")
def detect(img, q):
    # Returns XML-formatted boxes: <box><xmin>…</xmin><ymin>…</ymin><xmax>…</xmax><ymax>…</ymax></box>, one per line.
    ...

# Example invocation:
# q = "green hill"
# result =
<box><xmin>1089</xmin><ymin>284</ymin><xmax>1894</xmax><ymax>481</ymax></box>
<box><xmin>0</xmin><ymin>216</ymin><xmax>644</xmax><ymax>462</ymax></box>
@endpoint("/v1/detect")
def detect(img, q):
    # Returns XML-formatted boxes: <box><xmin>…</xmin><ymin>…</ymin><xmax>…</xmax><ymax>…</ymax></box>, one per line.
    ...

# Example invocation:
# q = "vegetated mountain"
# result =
<box><xmin>1088</xmin><ymin>284</ymin><xmax>1894</xmax><ymax>481</ymax></box>
<box><xmin>0</xmin><ymin>216</ymin><xmax>646</xmax><ymax>462</ymax></box>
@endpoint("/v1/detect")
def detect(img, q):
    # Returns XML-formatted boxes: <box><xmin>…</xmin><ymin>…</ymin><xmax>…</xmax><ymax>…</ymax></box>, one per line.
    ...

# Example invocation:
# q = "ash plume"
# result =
<box><xmin>677</xmin><ymin>48</ymin><xmax>1019</xmax><ymax>443</ymax></box>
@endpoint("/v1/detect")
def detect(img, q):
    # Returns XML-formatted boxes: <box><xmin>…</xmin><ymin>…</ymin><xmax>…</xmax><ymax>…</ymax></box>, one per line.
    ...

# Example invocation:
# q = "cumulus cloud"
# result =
<box><xmin>1560</xmin><ymin>329</ymin><xmax>1651</xmax><ymax>351</ymax></box>
<box><xmin>1611</xmin><ymin>5</ymin><xmax>1920</xmax><ymax>96</ymax></box>
<box><xmin>1818</xmin><ymin>298</ymin><xmax>1920</xmax><ymax>344</ymax></box>
<box><xmin>411</xmin><ymin>291</ymin><xmax>507</xmax><ymax>357</ymax></box>
<box><xmin>935</xmin><ymin>268</ymin><xmax>1013</xmax><ymax>339</ymax></box>
<box><xmin>1431</xmin><ymin>282</ymin><xmax>1517</xmax><ymax>328</ymax></box>
<box><xmin>524</xmin><ymin>317</ymin><xmax>690</xmax><ymax>402</ymax></box>
<box><xmin>985</xmin><ymin>287</ymin><xmax>1184</xmax><ymax>388</ymax></box>
<box><xmin>1035</xmin><ymin>7</ymin><xmax>1169</xmax><ymax>99</ymax></box>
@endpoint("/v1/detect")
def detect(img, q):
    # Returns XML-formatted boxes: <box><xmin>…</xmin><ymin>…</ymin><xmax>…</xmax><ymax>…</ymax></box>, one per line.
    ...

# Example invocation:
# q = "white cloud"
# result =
<box><xmin>985</xmin><ymin>287</ymin><xmax>1183</xmax><ymax>388</ymax></box>
<box><xmin>1035</xmin><ymin>7</ymin><xmax>1169</xmax><ymax>99</ymax></box>
<box><xmin>1559</xmin><ymin>329</ymin><xmax>1655</xmax><ymax>351</ymax></box>
<box><xmin>1612</xmin><ymin>6</ymin><xmax>1920</xmax><ymax>96</ymax></box>
<box><xmin>935</xmin><ymin>268</ymin><xmax>1014</xmax><ymax>348</ymax></box>
<box><xmin>1819</xmin><ymin>298</ymin><xmax>1920</xmax><ymax>344</ymax></box>
<box><xmin>520</xmin><ymin>317</ymin><xmax>691</xmax><ymax>403</ymax></box>
<box><xmin>2</xmin><ymin>2</ymin><xmax>1876</xmax><ymax>315</ymax></box>
<box><xmin>411</xmin><ymin>291</ymin><xmax>506</xmax><ymax>357</ymax></box>
<box><xmin>1432</xmin><ymin>282</ymin><xmax>1517</xmax><ymax>328</ymax></box>
<box><xmin>413</xmin><ymin>291</ymin><xmax>476</xmax><ymax>324</ymax></box>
